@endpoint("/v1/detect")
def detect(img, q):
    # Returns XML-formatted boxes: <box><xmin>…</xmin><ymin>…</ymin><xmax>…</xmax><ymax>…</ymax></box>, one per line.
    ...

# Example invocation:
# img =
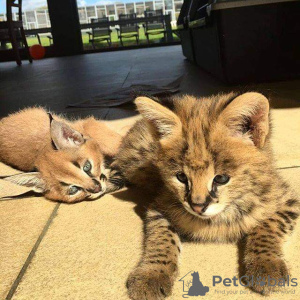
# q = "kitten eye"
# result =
<box><xmin>69</xmin><ymin>186</ymin><xmax>81</xmax><ymax>195</ymax></box>
<box><xmin>213</xmin><ymin>174</ymin><xmax>230</xmax><ymax>185</ymax></box>
<box><xmin>176</xmin><ymin>172</ymin><xmax>188</xmax><ymax>183</ymax></box>
<box><xmin>83</xmin><ymin>161</ymin><xmax>92</xmax><ymax>173</ymax></box>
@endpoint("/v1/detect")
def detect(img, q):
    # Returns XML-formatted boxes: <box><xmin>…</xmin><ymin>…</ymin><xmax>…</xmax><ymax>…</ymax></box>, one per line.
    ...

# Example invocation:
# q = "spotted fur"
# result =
<box><xmin>109</xmin><ymin>92</ymin><xmax>300</xmax><ymax>299</ymax></box>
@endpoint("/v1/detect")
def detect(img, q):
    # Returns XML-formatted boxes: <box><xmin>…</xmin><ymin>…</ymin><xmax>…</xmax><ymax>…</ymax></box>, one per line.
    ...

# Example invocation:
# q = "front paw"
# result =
<box><xmin>245</xmin><ymin>257</ymin><xmax>290</xmax><ymax>295</ymax></box>
<box><xmin>127</xmin><ymin>266</ymin><xmax>173</xmax><ymax>300</ymax></box>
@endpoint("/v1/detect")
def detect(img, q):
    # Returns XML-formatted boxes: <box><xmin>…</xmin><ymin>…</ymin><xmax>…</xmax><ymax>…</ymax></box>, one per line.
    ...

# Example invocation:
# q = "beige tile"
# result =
<box><xmin>12</xmin><ymin>169</ymin><xmax>300</xmax><ymax>300</ymax></box>
<box><xmin>0</xmin><ymin>198</ymin><xmax>56</xmax><ymax>299</ymax></box>
<box><xmin>271</xmin><ymin>108</ymin><xmax>300</xmax><ymax>168</ymax></box>
<box><xmin>12</xmin><ymin>191</ymin><xmax>143</xmax><ymax>300</ymax></box>
<box><xmin>0</xmin><ymin>162</ymin><xmax>57</xmax><ymax>299</ymax></box>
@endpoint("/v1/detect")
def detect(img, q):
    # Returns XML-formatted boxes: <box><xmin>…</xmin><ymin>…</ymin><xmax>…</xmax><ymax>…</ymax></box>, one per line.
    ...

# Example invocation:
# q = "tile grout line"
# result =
<box><xmin>277</xmin><ymin>165</ymin><xmax>300</xmax><ymax>170</ymax></box>
<box><xmin>5</xmin><ymin>203</ymin><xmax>61</xmax><ymax>300</ymax></box>
<box><xmin>121</xmin><ymin>66</ymin><xmax>133</xmax><ymax>88</ymax></box>
<box><xmin>121</xmin><ymin>53</ymin><xmax>137</xmax><ymax>88</ymax></box>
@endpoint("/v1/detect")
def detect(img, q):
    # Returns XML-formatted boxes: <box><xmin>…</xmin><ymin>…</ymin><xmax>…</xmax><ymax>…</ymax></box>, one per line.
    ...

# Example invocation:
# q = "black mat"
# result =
<box><xmin>67</xmin><ymin>76</ymin><xmax>183</xmax><ymax>108</ymax></box>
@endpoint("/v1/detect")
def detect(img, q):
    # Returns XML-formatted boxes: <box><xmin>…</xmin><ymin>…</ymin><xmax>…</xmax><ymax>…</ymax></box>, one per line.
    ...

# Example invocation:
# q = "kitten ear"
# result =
<box><xmin>135</xmin><ymin>97</ymin><xmax>182</xmax><ymax>140</ymax></box>
<box><xmin>219</xmin><ymin>92</ymin><xmax>270</xmax><ymax>148</ymax></box>
<box><xmin>4</xmin><ymin>172</ymin><xmax>46</xmax><ymax>194</ymax></box>
<box><xmin>50</xmin><ymin>118</ymin><xmax>84</xmax><ymax>150</ymax></box>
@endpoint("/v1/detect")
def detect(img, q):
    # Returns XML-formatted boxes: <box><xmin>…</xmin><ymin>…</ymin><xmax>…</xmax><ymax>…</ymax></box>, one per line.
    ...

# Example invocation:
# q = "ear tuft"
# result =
<box><xmin>4</xmin><ymin>172</ymin><xmax>46</xmax><ymax>194</ymax></box>
<box><xmin>135</xmin><ymin>97</ymin><xmax>182</xmax><ymax>139</ymax></box>
<box><xmin>50</xmin><ymin>118</ymin><xmax>85</xmax><ymax>150</ymax></box>
<box><xmin>219</xmin><ymin>92</ymin><xmax>270</xmax><ymax>148</ymax></box>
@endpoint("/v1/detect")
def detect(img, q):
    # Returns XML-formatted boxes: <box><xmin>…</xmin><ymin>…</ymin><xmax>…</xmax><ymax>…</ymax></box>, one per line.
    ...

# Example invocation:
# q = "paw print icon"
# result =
<box><xmin>256</xmin><ymin>276</ymin><xmax>266</xmax><ymax>286</ymax></box>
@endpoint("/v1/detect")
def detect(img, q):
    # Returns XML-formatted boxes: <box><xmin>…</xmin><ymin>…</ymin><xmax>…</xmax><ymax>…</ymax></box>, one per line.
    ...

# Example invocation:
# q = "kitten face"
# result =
<box><xmin>134</xmin><ymin>93</ymin><xmax>270</xmax><ymax>219</ymax></box>
<box><xmin>4</xmin><ymin>118</ymin><xmax>108</xmax><ymax>203</ymax></box>
<box><xmin>157</xmin><ymin>131</ymin><xmax>257</xmax><ymax>219</ymax></box>
<box><xmin>36</xmin><ymin>139</ymin><xmax>107</xmax><ymax>203</ymax></box>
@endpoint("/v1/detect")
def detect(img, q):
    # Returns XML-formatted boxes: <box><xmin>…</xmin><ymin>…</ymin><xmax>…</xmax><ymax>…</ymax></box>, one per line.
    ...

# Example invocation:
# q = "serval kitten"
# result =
<box><xmin>109</xmin><ymin>92</ymin><xmax>299</xmax><ymax>299</ymax></box>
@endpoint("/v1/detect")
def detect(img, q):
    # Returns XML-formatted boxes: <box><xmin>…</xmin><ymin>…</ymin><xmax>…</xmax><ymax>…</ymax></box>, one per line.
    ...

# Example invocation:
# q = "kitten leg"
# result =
<box><xmin>244</xmin><ymin>199</ymin><xmax>299</xmax><ymax>295</ymax></box>
<box><xmin>127</xmin><ymin>207</ymin><xmax>181</xmax><ymax>300</ymax></box>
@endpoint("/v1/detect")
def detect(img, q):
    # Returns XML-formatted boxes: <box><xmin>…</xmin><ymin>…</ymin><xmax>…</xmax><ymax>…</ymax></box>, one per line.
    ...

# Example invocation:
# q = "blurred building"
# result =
<box><xmin>0</xmin><ymin>0</ymin><xmax>183</xmax><ymax>29</ymax></box>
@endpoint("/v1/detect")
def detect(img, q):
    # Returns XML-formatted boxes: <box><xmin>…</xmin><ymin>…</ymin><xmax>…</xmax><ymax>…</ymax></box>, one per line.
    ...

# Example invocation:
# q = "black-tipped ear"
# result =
<box><xmin>219</xmin><ymin>92</ymin><xmax>270</xmax><ymax>148</ymax></box>
<box><xmin>134</xmin><ymin>96</ymin><xmax>182</xmax><ymax>140</ymax></box>
<box><xmin>48</xmin><ymin>112</ymin><xmax>54</xmax><ymax>122</ymax></box>
<box><xmin>50</xmin><ymin>118</ymin><xmax>85</xmax><ymax>150</ymax></box>
<box><xmin>4</xmin><ymin>172</ymin><xmax>46</xmax><ymax>194</ymax></box>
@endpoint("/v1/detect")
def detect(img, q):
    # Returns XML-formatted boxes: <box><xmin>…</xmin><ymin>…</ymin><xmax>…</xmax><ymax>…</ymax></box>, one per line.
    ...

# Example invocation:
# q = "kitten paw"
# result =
<box><xmin>127</xmin><ymin>267</ymin><xmax>173</xmax><ymax>300</ymax></box>
<box><xmin>245</xmin><ymin>257</ymin><xmax>290</xmax><ymax>295</ymax></box>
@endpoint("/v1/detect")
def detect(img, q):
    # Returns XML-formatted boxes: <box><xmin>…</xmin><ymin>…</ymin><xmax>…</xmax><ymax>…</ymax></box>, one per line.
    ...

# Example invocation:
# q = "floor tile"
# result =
<box><xmin>10</xmin><ymin>168</ymin><xmax>300</xmax><ymax>300</ymax></box>
<box><xmin>271</xmin><ymin>108</ymin><xmax>300</xmax><ymax>168</ymax></box>
<box><xmin>0</xmin><ymin>198</ymin><xmax>56</xmax><ymax>299</ymax></box>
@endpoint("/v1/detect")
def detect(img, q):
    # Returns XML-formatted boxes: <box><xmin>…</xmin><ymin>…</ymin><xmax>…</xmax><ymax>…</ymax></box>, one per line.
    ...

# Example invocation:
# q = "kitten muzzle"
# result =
<box><xmin>87</xmin><ymin>179</ymin><xmax>102</xmax><ymax>194</ymax></box>
<box><xmin>188</xmin><ymin>195</ymin><xmax>213</xmax><ymax>215</ymax></box>
<box><xmin>190</xmin><ymin>202</ymin><xmax>210</xmax><ymax>215</ymax></box>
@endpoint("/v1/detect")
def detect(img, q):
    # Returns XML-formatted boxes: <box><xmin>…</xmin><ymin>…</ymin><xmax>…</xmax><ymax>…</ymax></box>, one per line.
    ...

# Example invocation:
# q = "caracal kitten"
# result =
<box><xmin>0</xmin><ymin>107</ymin><xmax>122</xmax><ymax>203</ymax></box>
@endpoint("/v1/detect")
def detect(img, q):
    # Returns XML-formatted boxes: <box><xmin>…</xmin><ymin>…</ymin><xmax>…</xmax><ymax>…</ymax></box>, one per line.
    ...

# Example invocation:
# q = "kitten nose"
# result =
<box><xmin>190</xmin><ymin>202</ymin><xmax>210</xmax><ymax>214</ymax></box>
<box><xmin>189</xmin><ymin>195</ymin><xmax>212</xmax><ymax>214</ymax></box>
<box><xmin>88</xmin><ymin>179</ymin><xmax>102</xmax><ymax>194</ymax></box>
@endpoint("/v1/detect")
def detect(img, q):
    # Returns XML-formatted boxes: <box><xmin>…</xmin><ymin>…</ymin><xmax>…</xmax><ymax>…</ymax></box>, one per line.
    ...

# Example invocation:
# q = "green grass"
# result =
<box><xmin>24</xmin><ymin>27</ymin><xmax>179</xmax><ymax>50</ymax></box>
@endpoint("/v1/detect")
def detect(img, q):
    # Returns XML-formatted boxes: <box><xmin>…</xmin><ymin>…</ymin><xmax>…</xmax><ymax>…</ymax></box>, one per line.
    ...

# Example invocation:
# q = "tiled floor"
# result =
<box><xmin>0</xmin><ymin>46</ymin><xmax>300</xmax><ymax>300</ymax></box>
<box><xmin>1</xmin><ymin>45</ymin><xmax>300</xmax><ymax>120</ymax></box>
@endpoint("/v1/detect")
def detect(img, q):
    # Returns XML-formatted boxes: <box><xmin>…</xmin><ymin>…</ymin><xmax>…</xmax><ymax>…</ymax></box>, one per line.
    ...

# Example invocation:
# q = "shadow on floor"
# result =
<box><xmin>1</xmin><ymin>46</ymin><xmax>300</xmax><ymax>120</ymax></box>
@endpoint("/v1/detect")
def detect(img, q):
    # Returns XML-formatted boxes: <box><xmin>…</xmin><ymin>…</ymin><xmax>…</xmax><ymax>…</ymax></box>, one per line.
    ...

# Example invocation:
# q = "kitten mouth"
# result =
<box><xmin>87</xmin><ymin>182</ymin><xmax>107</xmax><ymax>200</ymax></box>
<box><xmin>88</xmin><ymin>189</ymin><xmax>106</xmax><ymax>200</ymax></box>
<box><xmin>183</xmin><ymin>202</ymin><xmax>224</xmax><ymax>219</ymax></box>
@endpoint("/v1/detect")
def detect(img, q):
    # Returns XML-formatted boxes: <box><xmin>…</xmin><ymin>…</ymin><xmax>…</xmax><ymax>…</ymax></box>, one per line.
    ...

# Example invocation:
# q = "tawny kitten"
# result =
<box><xmin>0</xmin><ymin>107</ymin><xmax>122</xmax><ymax>203</ymax></box>
<box><xmin>109</xmin><ymin>92</ymin><xmax>299</xmax><ymax>299</ymax></box>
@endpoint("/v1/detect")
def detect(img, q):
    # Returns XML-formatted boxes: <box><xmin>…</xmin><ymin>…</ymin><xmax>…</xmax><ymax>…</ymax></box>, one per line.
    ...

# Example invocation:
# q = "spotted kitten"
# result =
<box><xmin>109</xmin><ymin>92</ymin><xmax>299</xmax><ymax>299</ymax></box>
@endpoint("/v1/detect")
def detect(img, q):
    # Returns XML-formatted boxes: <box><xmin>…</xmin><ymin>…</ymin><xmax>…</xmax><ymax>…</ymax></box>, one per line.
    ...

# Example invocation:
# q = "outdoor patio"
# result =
<box><xmin>1</xmin><ymin>45</ymin><xmax>300</xmax><ymax>118</ymax></box>
<box><xmin>0</xmin><ymin>45</ymin><xmax>300</xmax><ymax>300</ymax></box>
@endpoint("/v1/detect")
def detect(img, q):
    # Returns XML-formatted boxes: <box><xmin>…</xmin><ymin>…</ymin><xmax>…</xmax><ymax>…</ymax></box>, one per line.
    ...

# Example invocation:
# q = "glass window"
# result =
<box><xmin>117</xmin><ymin>5</ymin><xmax>126</xmax><ymax>17</ymax></box>
<box><xmin>25</xmin><ymin>11</ymin><xmax>35</xmax><ymax>23</ymax></box>
<box><xmin>78</xmin><ymin>7</ymin><xmax>87</xmax><ymax>23</ymax></box>
<box><xmin>145</xmin><ymin>1</ymin><xmax>154</xmax><ymax>11</ymax></box>
<box><xmin>107</xmin><ymin>5</ymin><xmax>115</xmax><ymax>15</ymax></box>
<box><xmin>165</xmin><ymin>0</ymin><xmax>173</xmax><ymax>10</ymax></box>
<box><xmin>36</xmin><ymin>11</ymin><xmax>47</xmax><ymax>27</ymax></box>
<box><xmin>86</xmin><ymin>6</ymin><xmax>96</xmax><ymax>18</ymax></box>
<box><xmin>96</xmin><ymin>8</ymin><xmax>106</xmax><ymax>18</ymax></box>
<box><xmin>126</xmin><ymin>4</ymin><xmax>135</xmax><ymax>14</ymax></box>
<box><xmin>154</xmin><ymin>1</ymin><xmax>164</xmax><ymax>10</ymax></box>
<box><xmin>136</xmin><ymin>3</ymin><xmax>145</xmax><ymax>16</ymax></box>
<box><xmin>136</xmin><ymin>7</ymin><xmax>144</xmax><ymax>16</ymax></box>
